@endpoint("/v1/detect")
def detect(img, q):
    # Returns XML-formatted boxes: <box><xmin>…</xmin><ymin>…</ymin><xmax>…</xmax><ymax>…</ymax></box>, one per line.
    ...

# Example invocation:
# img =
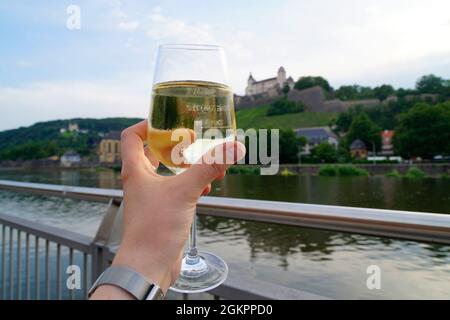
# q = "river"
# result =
<box><xmin>0</xmin><ymin>168</ymin><xmax>449</xmax><ymax>299</ymax></box>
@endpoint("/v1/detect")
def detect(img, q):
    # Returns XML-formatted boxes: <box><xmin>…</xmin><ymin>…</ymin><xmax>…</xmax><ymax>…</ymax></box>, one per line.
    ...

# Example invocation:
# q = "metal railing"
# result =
<box><xmin>0</xmin><ymin>180</ymin><xmax>449</xmax><ymax>300</ymax></box>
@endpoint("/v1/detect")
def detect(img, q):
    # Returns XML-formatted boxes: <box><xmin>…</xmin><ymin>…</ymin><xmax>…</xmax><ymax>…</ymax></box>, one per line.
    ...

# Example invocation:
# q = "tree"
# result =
<box><xmin>294</xmin><ymin>76</ymin><xmax>332</xmax><ymax>92</ymax></box>
<box><xmin>416</xmin><ymin>74</ymin><xmax>444</xmax><ymax>94</ymax></box>
<box><xmin>282</xmin><ymin>84</ymin><xmax>291</xmax><ymax>95</ymax></box>
<box><xmin>335</xmin><ymin>85</ymin><xmax>375</xmax><ymax>100</ymax></box>
<box><xmin>279</xmin><ymin>129</ymin><xmax>304</xmax><ymax>163</ymax></box>
<box><xmin>373</xmin><ymin>84</ymin><xmax>395</xmax><ymax>101</ymax></box>
<box><xmin>393</xmin><ymin>102</ymin><xmax>450</xmax><ymax>159</ymax></box>
<box><xmin>311</xmin><ymin>142</ymin><xmax>337</xmax><ymax>163</ymax></box>
<box><xmin>346</xmin><ymin>112</ymin><xmax>382</xmax><ymax>151</ymax></box>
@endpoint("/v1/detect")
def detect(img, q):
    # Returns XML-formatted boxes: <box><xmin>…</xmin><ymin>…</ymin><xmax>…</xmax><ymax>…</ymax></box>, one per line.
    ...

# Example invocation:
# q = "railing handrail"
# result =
<box><xmin>0</xmin><ymin>212</ymin><xmax>93</xmax><ymax>253</ymax></box>
<box><xmin>0</xmin><ymin>180</ymin><xmax>449</xmax><ymax>244</ymax></box>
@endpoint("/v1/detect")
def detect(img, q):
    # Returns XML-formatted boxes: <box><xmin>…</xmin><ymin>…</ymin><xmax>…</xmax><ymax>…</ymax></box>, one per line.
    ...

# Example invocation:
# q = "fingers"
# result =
<box><xmin>178</xmin><ymin>141</ymin><xmax>245</xmax><ymax>194</ymax></box>
<box><xmin>201</xmin><ymin>184</ymin><xmax>211</xmax><ymax>196</ymax></box>
<box><xmin>144</xmin><ymin>146</ymin><xmax>160</xmax><ymax>170</ymax></box>
<box><xmin>121</xmin><ymin>120</ymin><xmax>157</xmax><ymax>179</ymax></box>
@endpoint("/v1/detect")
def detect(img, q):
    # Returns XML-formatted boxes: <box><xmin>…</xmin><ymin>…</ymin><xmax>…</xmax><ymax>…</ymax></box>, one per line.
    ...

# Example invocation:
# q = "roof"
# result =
<box><xmin>104</xmin><ymin>131</ymin><xmax>121</xmax><ymax>140</ymax></box>
<box><xmin>294</xmin><ymin>127</ymin><xmax>337</xmax><ymax>144</ymax></box>
<box><xmin>278</xmin><ymin>66</ymin><xmax>285</xmax><ymax>73</ymax></box>
<box><xmin>381</xmin><ymin>130</ymin><xmax>394</xmax><ymax>138</ymax></box>
<box><xmin>350</xmin><ymin>139</ymin><xmax>366</xmax><ymax>150</ymax></box>
<box><xmin>251</xmin><ymin>77</ymin><xmax>277</xmax><ymax>85</ymax></box>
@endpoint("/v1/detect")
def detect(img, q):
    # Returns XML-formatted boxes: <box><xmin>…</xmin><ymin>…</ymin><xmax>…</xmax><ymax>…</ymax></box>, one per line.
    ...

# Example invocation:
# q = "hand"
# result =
<box><xmin>90</xmin><ymin>120</ymin><xmax>245</xmax><ymax>299</ymax></box>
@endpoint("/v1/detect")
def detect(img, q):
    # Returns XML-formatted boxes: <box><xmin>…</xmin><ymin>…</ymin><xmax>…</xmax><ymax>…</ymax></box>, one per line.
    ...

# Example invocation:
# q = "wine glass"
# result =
<box><xmin>147</xmin><ymin>44</ymin><xmax>236</xmax><ymax>293</ymax></box>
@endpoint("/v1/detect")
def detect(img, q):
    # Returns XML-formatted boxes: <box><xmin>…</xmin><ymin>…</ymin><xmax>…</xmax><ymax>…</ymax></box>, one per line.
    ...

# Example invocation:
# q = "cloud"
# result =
<box><xmin>0</xmin><ymin>81</ymin><xmax>148</xmax><ymax>131</ymax></box>
<box><xmin>146</xmin><ymin>7</ymin><xmax>214</xmax><ymax>43</ymax></box>
<box><xmin>118</xmin><ymin>21</ymin><xmax>139</xmax><ymax>31</ymax></box>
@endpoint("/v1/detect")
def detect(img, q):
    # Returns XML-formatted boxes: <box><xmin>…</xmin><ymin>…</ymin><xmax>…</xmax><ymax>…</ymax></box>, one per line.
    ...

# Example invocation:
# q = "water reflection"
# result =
<box><xmin>0</xmin><ymin>169</ymin><xmax>449</xmax><ymax>298</ymax></box>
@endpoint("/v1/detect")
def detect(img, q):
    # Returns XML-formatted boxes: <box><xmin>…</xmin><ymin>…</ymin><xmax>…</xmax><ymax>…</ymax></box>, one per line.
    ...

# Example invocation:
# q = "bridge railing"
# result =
<box><xmin>0</xmin><ymin>180</ymin><xmax>449</xmax><ymax>300</ymax></box>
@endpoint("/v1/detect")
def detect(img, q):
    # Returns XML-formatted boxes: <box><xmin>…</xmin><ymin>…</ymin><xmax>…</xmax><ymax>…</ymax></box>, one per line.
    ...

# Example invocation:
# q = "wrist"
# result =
<box><xmin>112</xmin><ymin>241</ymin><xmax>173</xmax><ymax>293</ymax></box>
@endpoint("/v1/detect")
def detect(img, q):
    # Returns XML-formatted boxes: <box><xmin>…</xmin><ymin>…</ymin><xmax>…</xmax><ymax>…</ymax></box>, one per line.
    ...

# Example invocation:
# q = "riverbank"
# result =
<box><xmin>275</xmin><ymin>163</ymin><xmax>450</xmax><ymax>177</ymax></box>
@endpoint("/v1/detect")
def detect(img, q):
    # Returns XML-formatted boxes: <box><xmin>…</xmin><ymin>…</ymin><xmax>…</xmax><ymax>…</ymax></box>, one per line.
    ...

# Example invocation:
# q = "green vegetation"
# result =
<box><xmin>318</xmin><ymin>165</ymin><xmax>338</xmax><ymax>176</ymax></box>
<box><xmin>294</xmin><ymin>76</ymin><xmax>331</xmax><ymax>92</ymax></box>
<box><xmin>236</xmin><ymin>105</ymin><xmax>336</xmax><ymax>130</ymax></box>
<box><xmin>404</xmin><ymin>167</ymin><xmax>427</xmax><ymax>179</ymax></box>
<box><xmin>393</xmin><ymin>102</ymin><xmax>450</xmax><ymax>159</ymax></box>
<box><xmin>311</xmin><ymin>142</ymin><xmax>338</xmax><ymax>163</ymax></box>
<box><xmin>319</xmin><ymin>165</ymin><xmax>368</xmax><ymax>177</ymax></box>
<box><xmin>335</xmin><ymin>85</ymin><xmax>376</xmax><ymax>101</ymax></box>
<box><xmin>337</xmin><ymin>165</ymin><xmax>369</xmax><ymax>176</ymax></box>
<box><xmin>344</xmin><ymin>112</ymin><xmax>382</xmax><ymax>151</ymax></box>
<box><xmin>386</xmin><ymin>170</ymin><xmax>402</xmax><ymax>178</ymax></box>
<box><xmin>416</xmin><ymin>74</ymin><xmax>450</xmax><ymax>96</ymax></box>
<box><xmin>0</xmin><ymin>118</ymin><xmax>142</xmax><ymax>160</ymax></box>
<box><xmin>227</xmin><ymin>166</ymin><xmax>260</xmax><ymax>175</ymax></box>
<box><xmin>267</xmin><ymin>98</ymin><xmax>304</xmax><ymax>116</ymax></box>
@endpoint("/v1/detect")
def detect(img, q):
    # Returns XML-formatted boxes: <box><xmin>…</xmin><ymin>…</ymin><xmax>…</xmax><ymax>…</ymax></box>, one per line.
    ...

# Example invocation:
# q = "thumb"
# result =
<box><xmin>178</xmin><ymin>141</ymin><xmax>246</xmax><ymax>193</ymax></box>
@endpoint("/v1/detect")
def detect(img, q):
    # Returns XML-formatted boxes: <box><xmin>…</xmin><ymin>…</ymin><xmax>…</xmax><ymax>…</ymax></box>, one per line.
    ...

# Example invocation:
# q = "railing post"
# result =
<box><xmin>91</xmin><ymin>199</ymin><xmax>123</xmax><ymax>281</ymax></box>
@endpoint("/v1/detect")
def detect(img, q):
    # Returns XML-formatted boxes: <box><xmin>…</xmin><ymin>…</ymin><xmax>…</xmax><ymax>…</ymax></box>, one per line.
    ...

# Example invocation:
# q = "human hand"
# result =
<box><xmin>90</xmin><ymin>120</ymin><xmax>245</xmax><ymax>299</ymax></box>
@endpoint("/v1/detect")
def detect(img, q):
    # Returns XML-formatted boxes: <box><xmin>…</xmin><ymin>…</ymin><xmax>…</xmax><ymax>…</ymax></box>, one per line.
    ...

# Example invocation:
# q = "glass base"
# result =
<box><xmin>169</xmin><ymin>250</ymin><xmax>228</xmax><ymax>293</ymax></box>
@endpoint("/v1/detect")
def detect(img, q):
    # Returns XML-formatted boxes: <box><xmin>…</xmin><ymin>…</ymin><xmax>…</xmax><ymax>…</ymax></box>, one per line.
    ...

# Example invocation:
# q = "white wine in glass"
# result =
<box><xmin>147</xmin><ymin>44</ymin><xmax>236</xmax><ymax>293</ymax></box>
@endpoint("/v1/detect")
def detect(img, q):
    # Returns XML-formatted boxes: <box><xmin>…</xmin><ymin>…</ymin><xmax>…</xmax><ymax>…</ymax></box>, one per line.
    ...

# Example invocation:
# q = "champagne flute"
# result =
<box><xmin>147</xmin><ymin>44</ymin><xmax>236</xmax><ymax>293</ymax></box>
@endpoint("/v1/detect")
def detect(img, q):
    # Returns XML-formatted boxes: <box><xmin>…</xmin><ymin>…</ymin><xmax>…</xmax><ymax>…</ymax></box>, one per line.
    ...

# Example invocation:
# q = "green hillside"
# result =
<box><xmin>236</xmin><ymin>105</ymin><xmax>337</xmax><ymax>129</ymax></box>
<box><xmin>0</xmin><ymin>118</ymin><xmax>143</xmax><ymax>160</ymax></box>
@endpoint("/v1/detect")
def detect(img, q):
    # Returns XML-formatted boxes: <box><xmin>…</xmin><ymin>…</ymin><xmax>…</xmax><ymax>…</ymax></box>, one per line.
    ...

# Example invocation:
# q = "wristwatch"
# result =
<box><xmin>88</xmin><ymin>265</ymin><xmax>165</xmax><ymax>300</ymax></box>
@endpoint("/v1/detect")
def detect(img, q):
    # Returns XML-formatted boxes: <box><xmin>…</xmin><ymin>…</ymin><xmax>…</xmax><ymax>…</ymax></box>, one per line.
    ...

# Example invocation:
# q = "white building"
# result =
<box><xmin>60</xmin><ymin>150</ymin><xmax>81</xmax><ymax>167</ymax></box>
<box><xmin>245</xmin><ymin>66</ymin><xmax>295</xmax><ymax>96</ymax></box>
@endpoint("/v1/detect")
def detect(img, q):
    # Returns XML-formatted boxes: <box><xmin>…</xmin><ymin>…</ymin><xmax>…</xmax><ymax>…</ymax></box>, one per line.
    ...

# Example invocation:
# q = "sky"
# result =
<box><xmin>0</xmin><ymin>0</ymin><xmax>449</xmax><ymax>131</ymax></box>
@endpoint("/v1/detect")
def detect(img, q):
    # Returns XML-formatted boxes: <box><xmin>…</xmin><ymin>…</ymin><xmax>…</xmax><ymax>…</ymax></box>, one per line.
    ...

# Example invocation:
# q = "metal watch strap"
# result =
<box><xmin>88</xmin><ymin>266</ymin><xmax>165</xmax><ymax>300</ymax></box>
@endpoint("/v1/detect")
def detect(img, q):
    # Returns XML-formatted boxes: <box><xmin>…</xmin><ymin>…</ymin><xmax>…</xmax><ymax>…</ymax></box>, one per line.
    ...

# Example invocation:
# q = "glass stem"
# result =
<box><xmin>186</xmin><ymin>212</ymin><xmax>200</xmax><ymax>264</ymax></box>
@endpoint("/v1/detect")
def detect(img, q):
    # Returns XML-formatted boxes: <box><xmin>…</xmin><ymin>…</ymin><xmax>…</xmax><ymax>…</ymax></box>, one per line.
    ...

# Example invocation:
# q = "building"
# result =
<box><xmin>245</xmin><ymin>66</ymin><xmax>295</xmax><ymax>96</ymax></box>
<box><xmin>294</xmin><ymin>127</ymin><xmax>339</xmax><ymax>155</ymax></box>
<box><xmin>380</xmin><ymin>130</ymin><xmax>394</xmax><ymax>155</ymax></box>
<box><xmin>60</xmin><ymin>150</ymin><xmax>81</xmax><ymax>167</ymax></box>
<box><xmin>99</xmin><ymin>131</ymin><xmax>121</xmax><ymax>164</ymax></box>
<box><xmin>60</xmin><ymin>122</ymin><xmax>89</xmax><ymax>134</ymax></box>
<box><xmin>350</xmin><ymin>139</ymin><xmax>367</xmax><ymax>159</ymax></box>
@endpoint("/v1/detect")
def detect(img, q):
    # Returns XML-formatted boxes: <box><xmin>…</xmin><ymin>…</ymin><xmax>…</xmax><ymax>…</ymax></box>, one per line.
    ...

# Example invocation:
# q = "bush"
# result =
<box><xmin>404</xmin><ymin>167</ymin><xmax>427</xmax><ymax>179</ymax></box>
<box><xmin>386</xmin><ymin>170</ymin><xmax>402</xmax><ymax>178</ymax></box>
<box><xmin>227</xmin><ymin>166</ymin><xmax>260</xmax><ymax>175</ymax></box>
<box><xmin>267</xmin><ymin>98</ymin><xmax>304</xmax><ymax>116</ymax></box>
<box><xmin>319</xmin><ymin>165</ymin><xmax>368</xmax><ymax>176</ymax></box>
<box><xmin>441</xmin><ymin>174</ymin><xmax>450</xmax><ymax>180</ymax></box>
<box><xmin>319</xmin><ymin>165</ymin><xmax>338</xmax><ymax>176</ymax></box>
<box><xmin>337</xmin><ymin>165</ymin><xmax>369</xmax><ymax>176</ymax></box>
<box><xmin>280</xmin><ymin>168</ymin><xmax>296</xmax><ymax>176</ymax></box>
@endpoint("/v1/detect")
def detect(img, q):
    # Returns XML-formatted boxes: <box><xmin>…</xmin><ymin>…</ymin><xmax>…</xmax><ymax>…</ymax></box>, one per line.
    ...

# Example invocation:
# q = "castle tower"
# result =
<box><xmin>246</xmin><ymin>73</ymin><xmax>255</xmax><ymax>96</ymax></box>
<box><xmin>277</xmin><ymin>66</ymin><xmax>286</xmax><ymax>88</ymax></box>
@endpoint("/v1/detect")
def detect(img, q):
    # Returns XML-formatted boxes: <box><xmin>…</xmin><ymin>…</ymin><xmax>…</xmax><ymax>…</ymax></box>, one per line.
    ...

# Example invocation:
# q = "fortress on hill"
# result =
<box><xmin>235</xmin><ymin>67</ymin><xmax>383</xmax><ymax>112</ymax></box>
<box><xmin>245</xmin><ymin>66</ymin><xmax>295</xmax><ymax>96</ymax></box>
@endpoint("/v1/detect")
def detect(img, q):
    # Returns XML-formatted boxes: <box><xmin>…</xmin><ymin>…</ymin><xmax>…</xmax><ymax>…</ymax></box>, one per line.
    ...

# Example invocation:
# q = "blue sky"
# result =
<box><xmin>0</xmin><ymin>0</ymin><xmax>449</xmax><ymax>130</ymax></box>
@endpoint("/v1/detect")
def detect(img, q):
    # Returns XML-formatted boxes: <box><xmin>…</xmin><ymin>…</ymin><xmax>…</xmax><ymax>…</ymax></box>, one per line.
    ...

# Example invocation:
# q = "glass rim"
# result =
<box><xmin>158</xmin><ymin>44</ymin><xmax>224</xmax><ymax>51</ymax></box>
